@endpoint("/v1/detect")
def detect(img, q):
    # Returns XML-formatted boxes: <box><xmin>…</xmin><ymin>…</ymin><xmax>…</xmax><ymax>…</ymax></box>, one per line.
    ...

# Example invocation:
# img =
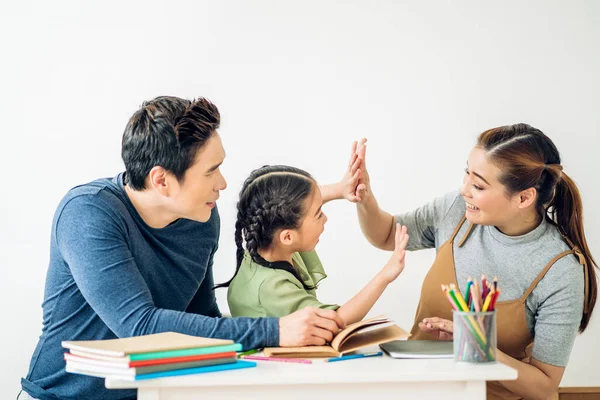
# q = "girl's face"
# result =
<box><xmin>460</xmin><ymin>147</ymin><xmax>522</xmax><ymax>228</ymax></box>
<box><xmin>294</xmin><ymin>185</ymin><xmax>328</xmax><ymax>252</ymax></box>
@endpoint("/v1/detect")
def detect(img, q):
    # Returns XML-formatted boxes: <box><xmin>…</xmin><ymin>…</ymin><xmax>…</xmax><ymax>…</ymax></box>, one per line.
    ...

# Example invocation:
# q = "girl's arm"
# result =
<box><xmin>320</xmin><ymin>182</ymin><xmax>343</xmax><ymax>204</ymax></box>
<box><xmin>336</xmin><ymin>224</ymin><xmax>408</xmax><ymax>325</ymax></box>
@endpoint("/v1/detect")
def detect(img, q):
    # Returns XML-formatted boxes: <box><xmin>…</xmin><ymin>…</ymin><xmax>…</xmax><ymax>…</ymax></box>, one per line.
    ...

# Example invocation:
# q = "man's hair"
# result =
<box><xmin>121</xmin><ymin>96</ymin><xmax>220</xmax><ymax>190</ymax></box>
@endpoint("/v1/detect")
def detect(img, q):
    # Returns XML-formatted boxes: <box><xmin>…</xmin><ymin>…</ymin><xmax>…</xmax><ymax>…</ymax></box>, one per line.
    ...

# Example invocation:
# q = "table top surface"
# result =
<box><xmin>106</xmin><ymin>347</ymin><xmax>518</xmax><ymax>389</ymax></box>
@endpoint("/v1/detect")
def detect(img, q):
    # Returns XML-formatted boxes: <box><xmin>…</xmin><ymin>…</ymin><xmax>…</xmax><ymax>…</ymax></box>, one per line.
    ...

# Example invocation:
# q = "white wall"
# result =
<box><xmin>1</xmin><ymin>0</ymin><xmax>598</xmax><ymax>397</ymax></box>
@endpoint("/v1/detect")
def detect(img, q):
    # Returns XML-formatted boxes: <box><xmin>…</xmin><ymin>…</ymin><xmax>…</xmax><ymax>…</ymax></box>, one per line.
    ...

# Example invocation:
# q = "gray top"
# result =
<box><xmin>395</xmin><ymin>190</ymin><xmax>585</xmax><ymax>366</ymax></box>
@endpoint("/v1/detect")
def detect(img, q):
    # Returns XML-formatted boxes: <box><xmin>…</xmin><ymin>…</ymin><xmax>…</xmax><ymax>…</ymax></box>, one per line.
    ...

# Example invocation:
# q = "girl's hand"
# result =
<box><xmin>380</xmin><ymin>224</ymin><xmax>409</xmax><ymax>283</ymax></box>
<box><xmin>339</xmin><ymin>140</ymin><xmax>363</xmax><ymax>203</ymax></box>
<box><xmin>418</xmin><ymin>317</ymin><xmax>454</xmax><ymax>340</ymax></box>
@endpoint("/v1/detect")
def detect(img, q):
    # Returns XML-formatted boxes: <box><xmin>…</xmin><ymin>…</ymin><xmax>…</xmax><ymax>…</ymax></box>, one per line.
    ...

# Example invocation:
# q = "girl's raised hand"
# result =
<box><xmin>380</xmin><ymin>224</ymin><xmax>409</xmax><ymax>283</ymax></box>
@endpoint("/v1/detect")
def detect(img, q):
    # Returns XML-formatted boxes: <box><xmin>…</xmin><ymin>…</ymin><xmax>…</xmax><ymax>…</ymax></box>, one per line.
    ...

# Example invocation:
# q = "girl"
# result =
<box><xmin>352</xmin><ymin>124</ymin><xmax>597</xmax><ymax>400</ymax></box>
<box><xmin>217</xmin><ymin>165</ymin><xmax>409</xmax><ymax>325</ymax></box>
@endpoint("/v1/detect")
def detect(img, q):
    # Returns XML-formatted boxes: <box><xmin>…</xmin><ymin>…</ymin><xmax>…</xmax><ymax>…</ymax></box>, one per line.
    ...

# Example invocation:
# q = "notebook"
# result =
<box><xmin>263</xmin><ymin>315</ymin><xmax>410</xmax><ymax>358</ymax></box>
<box><xmin>66</xmin><ymin>356</ymin><xmax>236</xmax><ymax>376</ymax></box>
<box><xmin>379</xmin><ymin>340</ymin><xmax>454</xmax><ymax>359</ymax></box>
<box><xmin>68</xmin><ymin>360</ymin><xmax>257</xmax><ymax>381</ymax></box>
<box><xmin>64</xmin><ymin>351</ymin><xmax>238</xmax><ymax>367</ymax></box>
<box><xmin>62</xmin><ymin>332</ymin><xmax>240</xmax><ymax>361</ymax></box>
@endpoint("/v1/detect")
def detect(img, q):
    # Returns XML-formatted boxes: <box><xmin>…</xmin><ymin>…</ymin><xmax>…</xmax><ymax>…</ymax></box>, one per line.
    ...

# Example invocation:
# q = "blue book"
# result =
<box><xmin>135</xmin><ymin>360</ymin><xmax>257</xmax><ymax>380</ymax></box>
<box><xmin>129</xmin><ymin>344</ymin><xmax>242</xmax><ymax>361</ymax></box>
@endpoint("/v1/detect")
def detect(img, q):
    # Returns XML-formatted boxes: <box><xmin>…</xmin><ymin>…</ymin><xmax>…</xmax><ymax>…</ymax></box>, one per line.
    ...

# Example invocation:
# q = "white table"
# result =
<box><xmin>106</xmin><ymin>349</ymin><xmax>517</xmax><ymax>400</ymax></box>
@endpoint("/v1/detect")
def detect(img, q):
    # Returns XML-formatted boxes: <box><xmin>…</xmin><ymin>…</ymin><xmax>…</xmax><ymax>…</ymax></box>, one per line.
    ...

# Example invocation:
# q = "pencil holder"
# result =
<box><xmin>453</xmin><ymin>311</ymin><xmax>496</xmax><ymax>363</ymax></box>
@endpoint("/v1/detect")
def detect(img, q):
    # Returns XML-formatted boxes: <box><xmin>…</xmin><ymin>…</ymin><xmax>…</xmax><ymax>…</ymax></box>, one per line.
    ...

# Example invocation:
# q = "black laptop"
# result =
<box><xmin>380</xmin><ymin>340</ymin><xmax>454</xmax><ymax>359</ymax></box>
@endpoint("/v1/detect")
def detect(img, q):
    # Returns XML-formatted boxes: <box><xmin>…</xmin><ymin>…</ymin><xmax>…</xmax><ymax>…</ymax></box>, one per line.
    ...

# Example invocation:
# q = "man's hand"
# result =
<box><xmin>418</xmin><ymin>317</ymin><xmax>454</xmax><ymax>340</ymax></box>
<box><xmin>278</xmin><ymin>307</ymin><xmax>345</xmax><ymax>347</ymax></box>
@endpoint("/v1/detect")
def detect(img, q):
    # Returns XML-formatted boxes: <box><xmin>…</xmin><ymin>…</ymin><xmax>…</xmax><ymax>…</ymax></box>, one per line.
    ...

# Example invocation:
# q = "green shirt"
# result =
<box><xmin>227</xmin><ymin>250</ymin><xmax>339</xmax><ymax>317</ymax></box>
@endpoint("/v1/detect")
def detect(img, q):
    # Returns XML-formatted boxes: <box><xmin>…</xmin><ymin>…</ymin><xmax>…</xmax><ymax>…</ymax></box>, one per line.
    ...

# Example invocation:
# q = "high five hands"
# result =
<box><xmin>339</xmin><ymin>138</ymin><xmax>370</xmax><ymax>203</ymax></box>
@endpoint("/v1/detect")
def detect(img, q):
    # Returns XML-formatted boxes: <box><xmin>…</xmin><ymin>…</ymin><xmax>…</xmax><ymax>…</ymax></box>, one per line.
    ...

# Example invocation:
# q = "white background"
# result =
<box><xmin>1</xmin><ymin>1</ymin><xmax>598</xmax><ymax>397</ymax></box>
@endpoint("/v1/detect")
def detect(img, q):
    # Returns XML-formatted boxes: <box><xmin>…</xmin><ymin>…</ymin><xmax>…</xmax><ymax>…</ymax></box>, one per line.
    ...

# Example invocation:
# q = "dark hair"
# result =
<box><xmin>121</xmin><ymin>96</ymin><xmax>220</xmax><ymax>190</ymax></box>
<box><xmin>477</xmin><ymin>123</ymin><xmax>597</xmax><ymax>332</ymax></box>
<box><xmin>214</xmin><ymin>165</ymin><xmax>317</xmax><ymax>290</ymax></box>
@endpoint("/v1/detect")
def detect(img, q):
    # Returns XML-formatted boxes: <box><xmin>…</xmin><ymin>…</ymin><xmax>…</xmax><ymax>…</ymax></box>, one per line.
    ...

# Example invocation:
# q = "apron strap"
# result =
<box><xmin>551</xmin><ymin>234</ymin><xmax>589</xmax><ymax>313</ymax></box>
<box><xmin>457</xmin><ymin>222</ymin><xmax>475</xmax><ymax>248</ymax></box>
<box><xmin>449</xmin><ymin>215</ymin><xmax>468</xmax><ymax>242</ymax></box>
<box><xmin>519</xmin><ymin>249</ymin><xmax>582</xmax><ymax>302</ymax></box>
<box><xmin>570</xmin><ymin>246</ymin><xmax>589</xmax><ymax>313</ymax></box>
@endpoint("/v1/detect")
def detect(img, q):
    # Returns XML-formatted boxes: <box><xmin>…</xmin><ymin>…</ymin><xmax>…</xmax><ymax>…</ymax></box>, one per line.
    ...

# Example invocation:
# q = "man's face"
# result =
<box><xmin>169</xmin><ymin>133</ymin><xmax>227</xmax><ymax>222</ymax></box>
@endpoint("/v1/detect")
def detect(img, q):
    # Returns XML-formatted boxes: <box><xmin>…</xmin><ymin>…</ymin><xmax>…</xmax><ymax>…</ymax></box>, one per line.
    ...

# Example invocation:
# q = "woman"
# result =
<box><xmin>351</xmin><ymin>124</ymin><xmax>597</xmax><ymax>400</ymax></box>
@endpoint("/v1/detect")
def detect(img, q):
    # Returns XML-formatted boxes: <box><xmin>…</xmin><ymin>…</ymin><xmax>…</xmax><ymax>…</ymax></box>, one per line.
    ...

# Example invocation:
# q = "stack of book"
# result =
<box><xmin>62</xmin><ymin>332</ymin><xmax>256</xmax><ymax>380</ymax></box>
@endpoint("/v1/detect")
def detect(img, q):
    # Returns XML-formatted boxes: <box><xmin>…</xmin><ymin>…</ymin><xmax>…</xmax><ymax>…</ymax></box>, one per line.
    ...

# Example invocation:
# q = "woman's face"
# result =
<box><xmin>460</xmin><ymin>147</ymin><xmax>521</xmax><ymax>227</ymax></box>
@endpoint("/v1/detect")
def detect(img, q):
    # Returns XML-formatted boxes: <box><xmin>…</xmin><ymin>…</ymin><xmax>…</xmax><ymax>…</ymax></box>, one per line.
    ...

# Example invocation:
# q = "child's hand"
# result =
<box><xmin>380</xmin><ymin>224</ymin><xmax>409</xmax><ymax>283</ymax></box>
<box><xmin>339</xmin><ymin>140</ymin><xmax>363</xmax><ymax>203</ymax></box>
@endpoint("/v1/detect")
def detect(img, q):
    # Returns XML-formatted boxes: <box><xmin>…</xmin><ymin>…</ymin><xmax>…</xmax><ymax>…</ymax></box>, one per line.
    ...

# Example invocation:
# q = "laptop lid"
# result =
<box><xmin>379</xmin><ymin>340</ymin><xmax>453</xmax><ymax>359</ymax></box>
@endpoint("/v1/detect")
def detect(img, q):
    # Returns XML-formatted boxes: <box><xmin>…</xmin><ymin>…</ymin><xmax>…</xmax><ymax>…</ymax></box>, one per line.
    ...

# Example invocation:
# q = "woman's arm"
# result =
<box><xmin>336</xmin><ymin>224</ymin><xmax>408</xmax><ymax>324</ymax></box>
<box><xmin>419</xmin><ymin>318</ymin><xmax>564</xmax><ymax>400</ymax></box>
<box><xmin>353</xmin><ymin>139</ymin><xmax>397</xmax><ymax>251</ymax></box>
<box><xmin>320</xmin><ymin>139</ymin><xmax>396</xmax><ymax>249</ymax></box>
<box><xmin>497</xmin><ymin>353</ymin><xmax>564</xmax><ymax>400</ymax></box>
<box><xmin>357</xmin><ymin>193</ymin><xmax>397</xmax><ymax>251</ymax></box>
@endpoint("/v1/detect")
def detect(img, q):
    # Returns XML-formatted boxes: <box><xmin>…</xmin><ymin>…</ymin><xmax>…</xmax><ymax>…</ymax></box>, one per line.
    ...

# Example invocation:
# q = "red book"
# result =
<box><xmin>65</xmin><ymin>351</ymin><xmax>237</xmax><ymax>367</ymax></box>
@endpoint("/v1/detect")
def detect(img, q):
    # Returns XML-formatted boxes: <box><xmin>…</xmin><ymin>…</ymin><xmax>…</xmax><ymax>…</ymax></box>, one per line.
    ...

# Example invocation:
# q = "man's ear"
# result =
<box><xmin>147</xmin><ymin>166</ymin><xmax>171</xmax><ymax>196</ymax></box>
<box><xmin>516</xmin><ymin>187</ymin><xmax>538</xmax><ymax>209</ymax></box>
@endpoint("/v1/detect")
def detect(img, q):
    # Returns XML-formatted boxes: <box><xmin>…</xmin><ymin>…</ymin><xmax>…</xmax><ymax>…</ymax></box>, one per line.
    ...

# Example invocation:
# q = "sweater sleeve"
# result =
<box><xmin>56</xmin><ymin>195</ymin><xmax>279</xmax><ymax>349</ymax></box>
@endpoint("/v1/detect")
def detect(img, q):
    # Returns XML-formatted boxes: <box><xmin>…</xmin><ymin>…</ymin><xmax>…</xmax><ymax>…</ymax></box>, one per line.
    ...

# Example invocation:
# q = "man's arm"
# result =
<box><xmin>58</xmin><ymin>196</ymin><xmax>277</xmax><ymax>349</ymax></box>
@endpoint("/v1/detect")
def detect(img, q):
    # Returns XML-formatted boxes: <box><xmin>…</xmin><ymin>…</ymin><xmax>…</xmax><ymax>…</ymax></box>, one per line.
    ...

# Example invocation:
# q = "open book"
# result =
<box><xmin>263</xmin><ymin>315</ymin><xmax>410</xmax><ymax>358</ymax></box>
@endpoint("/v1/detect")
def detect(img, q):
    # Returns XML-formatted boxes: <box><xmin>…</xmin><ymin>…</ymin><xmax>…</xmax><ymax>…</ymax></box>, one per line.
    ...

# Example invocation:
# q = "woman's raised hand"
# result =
<box><xmin>418</xmin><ymin>317</ymin><xmax>454</xmax><ymax>340</ymax></box>
<box><xmin>339</xmin><ymin>140</ymin><xmax>363</xmax><ymax>203</ymax></box>
<box><xmin>355</xmin><ymin>138</ymin><xmax>371</xmax><ymax>202</ymax></box>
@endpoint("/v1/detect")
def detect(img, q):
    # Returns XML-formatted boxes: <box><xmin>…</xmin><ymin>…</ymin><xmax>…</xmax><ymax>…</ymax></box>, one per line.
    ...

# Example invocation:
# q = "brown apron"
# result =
<box><xmin>409</xmin><ymin>216</ymin><xmax>586</xmax><ymax>400</ymax></box>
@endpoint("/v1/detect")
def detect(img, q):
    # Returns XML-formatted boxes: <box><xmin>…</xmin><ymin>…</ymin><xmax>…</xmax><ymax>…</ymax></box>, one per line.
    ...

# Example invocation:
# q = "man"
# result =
<box><xmin>20</xmin><ymin>96</ymin><xmax>344</xmax><ymax>400</ymax></box>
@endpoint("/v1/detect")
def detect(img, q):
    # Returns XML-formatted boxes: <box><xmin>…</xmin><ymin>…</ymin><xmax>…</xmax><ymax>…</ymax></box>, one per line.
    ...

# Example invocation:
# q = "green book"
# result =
<box><xmin>129</xmin><ymin>343</ymin><xmax>242</xmax><ymax>361</ymax></box>
<box><xmin>62</xmin><ymin>332</ymin><xmax>241</xmax><ymax>361</ymax></box>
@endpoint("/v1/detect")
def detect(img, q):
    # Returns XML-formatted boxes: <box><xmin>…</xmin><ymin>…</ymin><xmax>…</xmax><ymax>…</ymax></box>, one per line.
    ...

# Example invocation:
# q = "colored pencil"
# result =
<box><xmin>449</xmin><ymin>284</ymin><xmax>469</xmax><ymax>311</ymax></box>
<box><xmin>465</xmin><ymin>278</ymin><xmax>473</xmax><ymax>308</ymax></box>
<box><xmin>240</xmin><ymin>355</ymin><xmax>312</xmax><ymax>364</ymax></box>
<box><xmin>325</xmin><ymin>352</ymin><xmax>383</xmax><ymax>363</ymax></box>
<box><xmin>237</xmin><ymin>348</ymin><xmax>261</xmax><ymax>358</ymax></box>
<box><xmin>481</xmin><ymin>275</ymin><xmax>488</xmax><ymax>301</ymax></box>
<box><xmin>482</xmin><ymin>288</ymin><xmax>495</xmax><ymax>312</ymax></box>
